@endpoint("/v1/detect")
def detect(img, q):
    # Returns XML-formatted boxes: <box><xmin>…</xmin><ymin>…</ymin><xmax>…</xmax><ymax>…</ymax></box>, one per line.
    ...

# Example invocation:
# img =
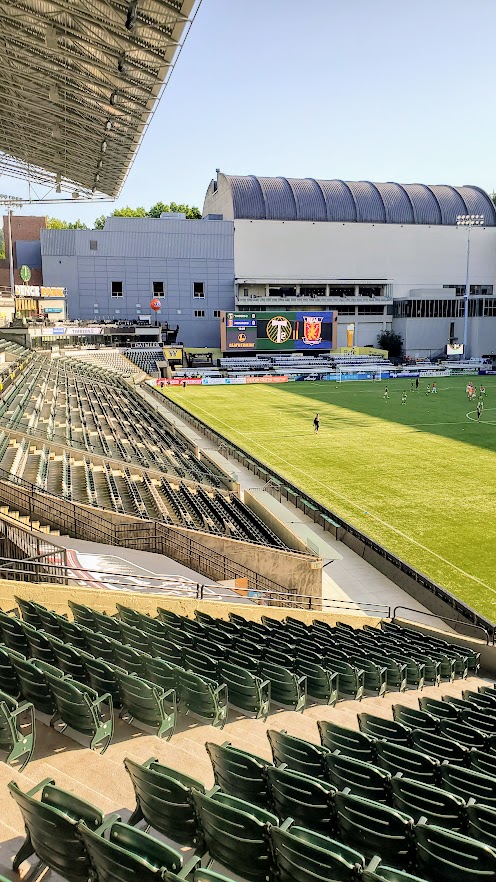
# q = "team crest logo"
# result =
<box><xmin>303</xmin><ymin>316</ymin><xmax>323</xmax><ymax>345</ymax></box>
<box><xmin>266</xmin><ymin>316</ymin><xmax>293</xmax><ymax>344</ymax></box>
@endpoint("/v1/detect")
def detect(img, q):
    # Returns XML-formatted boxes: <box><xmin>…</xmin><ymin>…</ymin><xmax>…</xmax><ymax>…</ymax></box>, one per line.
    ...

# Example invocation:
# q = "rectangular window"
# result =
<box><xmin>213</xmin><ymin>310</ymin><xmax>221</xmax><ymax>318</ymax></box>
<box><xmin>449</xmin><ymin>321</ymin><xmax>455</xmax><ymax>340</ymax></box>
<box><xmin>89</xmin><ymin>240</ymin><xmax>98</xmax><ymax>251</ymax></box>
<box><xmin>153</xmin><ymin>282</ymin><xmax>164</xmax><ymax>297</ymax></box>
<box><xmin>111</xmin><ymin>281</ymin><xmax>123</xmax><ymax>297</ymax></box>
<box><xmin>194</xmin><ymin>309</ymin><xmax>205</xmax><ymax>317</ymax></box>
<box><xmin>193</xmin><ymin>282</ymin><xmax>205</xmax><ymax>298</ymax></box>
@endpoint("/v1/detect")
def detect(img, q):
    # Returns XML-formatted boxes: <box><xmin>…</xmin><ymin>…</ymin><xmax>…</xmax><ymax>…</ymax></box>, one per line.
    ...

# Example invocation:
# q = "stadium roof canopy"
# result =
<box><xmin>0</xmin><ymin>1</ymin><xmax>198</xmax><ymax>198</ymax></box>
<box><xmin>204</xmin><ymin>172</ymin><xmax>496</xmax><ymax>226</ymax></box>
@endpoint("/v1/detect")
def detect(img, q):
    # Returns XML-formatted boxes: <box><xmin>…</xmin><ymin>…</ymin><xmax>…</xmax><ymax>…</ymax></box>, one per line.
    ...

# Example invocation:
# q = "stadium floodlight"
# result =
<box><xmin>456</xmin><ymin>213</ymin><xmax>485</xmax><ymax>357</ymax></box>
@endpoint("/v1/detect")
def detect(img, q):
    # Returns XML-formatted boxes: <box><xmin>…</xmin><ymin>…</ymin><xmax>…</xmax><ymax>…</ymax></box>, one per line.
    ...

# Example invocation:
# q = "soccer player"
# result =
<box><xmin>431</xmin><ymin>382</ymin><xmax>437</xmax><ymax>394</ymax></box>
<box><xmin>410</xmin><ymin>380</ymin><xmax>414</xmax><ymax>392</ymax></box>
<box><xmin>477</xmin><ymin>401</ymin><xmax>483</xmax><ymax>421</ymax></box>
<box><xmin>313</xmin><ymin>413</ymin><xmax>320</xmax><ymax>433</ymax></box>
<box><xmin>426</xmin><ymin>384</ymin><xmax>431</xmax><ymax>395</ymax></box>
<box><xmin>401</xmin><ymin>391</ymin><xmax>407</xmax><ymax>405</ymax></box>
<box><xmin>415</xmin><ymin>377</ymin><xmax>419</xmax><ymax>391</ymax></box>
<box><xmin>480</xmin><ymin>384</ymin><xmax>486</xmax><ymax>397</ymax></box>
<box><xmin>383</xmin><ymin>386</ymin><xmax>389</xmax><ymax>400</ymax></box>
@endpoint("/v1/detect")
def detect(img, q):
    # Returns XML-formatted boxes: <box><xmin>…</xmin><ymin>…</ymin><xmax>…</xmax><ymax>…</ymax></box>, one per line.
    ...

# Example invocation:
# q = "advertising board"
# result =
<box><xmin>221</xmin><ymin>311</ymin><xmax>336</xmax><ymax>352</ymax></box>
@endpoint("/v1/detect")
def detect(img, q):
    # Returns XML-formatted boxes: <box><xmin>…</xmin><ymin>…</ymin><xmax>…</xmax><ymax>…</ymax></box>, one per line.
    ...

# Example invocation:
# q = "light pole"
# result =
<box><xmin>456</xmin><ymin>213</ymin><xmax>484</xmax><ymax>358</ymax></box>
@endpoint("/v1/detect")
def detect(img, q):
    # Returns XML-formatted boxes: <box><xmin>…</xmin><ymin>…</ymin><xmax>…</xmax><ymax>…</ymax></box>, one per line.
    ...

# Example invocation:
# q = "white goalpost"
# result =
<box><xmin>337</xmin><ymin>365</ymin><xmax>383</xmax><ymax>382</ymax></box>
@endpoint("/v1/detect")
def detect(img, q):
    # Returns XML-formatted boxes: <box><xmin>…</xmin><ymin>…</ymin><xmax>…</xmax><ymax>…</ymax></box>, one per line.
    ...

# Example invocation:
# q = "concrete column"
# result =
<box><xmin>354</xmin><ymin>284</ymin><xmax>360</xmax><ymax>297</ymax></box>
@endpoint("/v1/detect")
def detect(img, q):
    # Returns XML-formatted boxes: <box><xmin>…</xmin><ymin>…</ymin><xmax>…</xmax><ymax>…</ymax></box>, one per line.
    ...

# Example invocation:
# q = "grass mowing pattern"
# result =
<box><xmin>161</xmin><ymin>376</ymin><xmax>496</xmax><ymax>621</ymax></box>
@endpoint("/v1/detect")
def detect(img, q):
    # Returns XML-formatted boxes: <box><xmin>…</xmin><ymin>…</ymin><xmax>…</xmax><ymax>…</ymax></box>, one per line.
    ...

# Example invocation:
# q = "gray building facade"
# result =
<box><xmin>40</xmin><ymin>215</ymin><xmax>235</xmax><ymax>348</ymax></box>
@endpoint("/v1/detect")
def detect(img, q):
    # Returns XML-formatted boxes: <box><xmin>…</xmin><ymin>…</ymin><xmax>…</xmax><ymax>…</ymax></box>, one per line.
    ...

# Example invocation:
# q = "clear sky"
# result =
<box><xmin>5</xmin><ymin>0</ymin><xmax>496</xmax><ymax>226</ymax></box>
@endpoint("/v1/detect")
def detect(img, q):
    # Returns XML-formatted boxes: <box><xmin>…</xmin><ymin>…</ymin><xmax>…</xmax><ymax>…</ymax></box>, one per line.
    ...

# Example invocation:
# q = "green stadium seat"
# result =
<box><xmin>410</xmin><ymin>655</ymin><xmax>440</xmax><ymax>686</ymax></box>
<box><xmin>206</xmin><ymin>741</ymin><xmax>272</xmax><ymax>807</ymax></box>
<box><xmin>437</xmin><ymin>717</ymin><xmax>488</xmax><ymax>750</ymax></box>
<box><xmin>218</xmin><ymin>661</ymin><xmax>270</xmax><ymax>720</ymax></box>
<box><xmin>270</xmin><ymin>823</ymin><xmax>366</xmax><ymax>882</ymax></box>
<box><xmin>358</xmin><ymin>713</ymin><xmax>410</xmax><ymax>745</ymax></box>
<box><xmin>391</xmin><ymin>774</ymin><xmax>466</xmax><ymax>828</ymax></box>
<box><xmin>9</xmin><ymin>778</ymin><xmax>103</xmax><ymax>880</ymax></box>
<box><xmin>323</xmin><ymin>657</ymin><xmax>365</xmax><ymax>701</ymax></box>
<box><xmin>334</xmin><ymin>791</ymin><xmax>415</xmax><ymax>865</ymax></box>
<box><xmin>266</xmin><ymin>765</ymin><xmax>336</xmax><ymax>832</ymax></box>
<box><xmin>470</xmin><ymin>749</ymin><xmax>496</xmax><ymax>778</ymax></box>
<box><xmin>318</xmin><ymin>719</ymin><xmax>377</xmax><ymax>763</ymax></box>
<box><xmin>114</xmin><ymin>668</ymin><xmax>176</xmax><ymax>739</ymax></box>
<box><xmin>21</xmin><ymin>623</ymin><xmax>56</xmax><ymax>663</ymax></box>
<box><xmin>467</xmin><ymin>688</ymin><xmax>496</xmax><ymax>710</ymax></box>
<box><xmin>467</xmin><ymin>803</ymin><xmax>496</xmax><ymax>850</ymax></box>
<box><xmin>259</xmin><ymin>661</ymin><xmax>306</xmax><ymax>711</ymax></box>
<box><xmin>459</xmin><ymin>709</ymin><xmax>496</xmax><ymax>734</ymax></box>
<box><xmin>0</xmin><ymin>644</ymin><xmax>20</xmax><ymax>697</ymax></box>
<box><xmin>0</xmin><ymin>688</ymin><xmax>34</xmax><ymax>770</ymax></box>
<box><xmin>440</xmin><ymin>763</ymin><xmax>496</xmax><ymax>808</ymax></box>
<box><xmin>120</xmin><ymin>622</ymin><xmax>152</xmax><ymax>653</ymax></box>
<box><xmin>410</xmin><ymin>730</ymin><xmax>469</xmax><ymax>765</ymax></box>
<box><xmin>418</xmin><ymin>696</ymin><xmax>458</xmax><ymax>720</ymax></box>
<box><xmin>35</xmin><ymin>660</ymin><xmax>114</xmax><ymax>753</ymax></box>
<box><xmin>295</xmin><ymin>659</ymin><xmax>338</xmax><ymax>706</ymax></box>
<box><xmin>392</xmin><ymin>705</ymin><xmax>437</xmax><ymax>733</ymax></box>
<box><xmin>374</xmin><ymin>740</ymin><xmax>440</xmax><ymax>785</ymax></box>
<box><xmin>7</xmin><ymin>649</ymin><xmax>56</xmax><ymax>715</ymax></box>
<box><xmin>393</xmin><ymin>656</ymin><xmax>425</xmax><ymax>690</ymax></box>
<box><xmin>267</xmin><ymin>729</ymin><xmax>330</xmax><ymax>779</ymax></box>
<box><xmin>124</xmin><ymin>756</ymin><xmax>205</xmax><ymax>846</ymax></box>
<box><xmin>79</xmin><ymin>817</ymin><xmax>194</xmax><ymax>882</ymax></box>
<box><xmin>14</xmin><ymin>596</ymin><xmax>44</xmax><ymax>629</ymax></box>
<box><xmin>191</xmin><ymin>789</ymin><xmax>277</xmax><ymax>882</ymax></box>
<box><xmin>184</xmin><ymin>647</ymin><xmax>219</xmax><ymax>680</ymax></box>
<box><xmin>362</xmin><ymin>856</ymin><xmax>432</xmax><ymax>882</ymax></box>
<box><xmin>325</xmin><ymin>752</ymin><xmax>392</xmax><ymax>803</ymax></box>
<box><xmin>0</xmin><ymin>611</ymin><xmax>29</xmax><ymax>654</ymax></box>
<box><xmin>177</xmin><ymin>668</ymin><xmax>228</xmax><ymax>727</ymax></box>
<box><xmin>79</xmin><ymin>652</ymin><xmax>123</xmax><ymax>708</ymax></box>
<box><xmin>350</xmin><ymin>657</ymin><xmax>388</xmax><ymax>697</ymax></box>
<box><xmin>414</xmin><ymin>822</ymin><xmax>496</xmax><ymax>881</ymax></box>
<box><xmin>44</xmin><ymin>635</ymin><xmax>88</xmax><ymax>683</ymax></box>
<box><xmin>370</xmin><ymin>655</ymin><xmax>408</xmax><ymax>692</ymax></box>
<box><xmin>68</xmin><ymin>599</ymin><xmax>97</xmax><ymax>630</ymax></box>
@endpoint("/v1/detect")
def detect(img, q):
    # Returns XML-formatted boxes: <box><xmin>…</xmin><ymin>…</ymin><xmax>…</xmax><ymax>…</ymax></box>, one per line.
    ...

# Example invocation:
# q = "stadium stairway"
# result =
<box><xmin>0</xmin><ymin>670</ymin><xmax>491</xmax><ymax>881</ymax></box>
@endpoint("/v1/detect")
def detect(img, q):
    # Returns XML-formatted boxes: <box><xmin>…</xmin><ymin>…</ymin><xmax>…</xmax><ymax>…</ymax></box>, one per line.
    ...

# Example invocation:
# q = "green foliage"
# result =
<box><xmin>162</xmin><ymin>376</ymin><xmax>496</xmax><ymax>619</ymax></box>
<box><xmin>377</xmin><ymin>329</ymin><xmax>403</xmax><ymax>357</ymax></box>
<box><xmin>0</xmin><ymin>228</ymin><xmax>4</xmax><ymax>260</ymax></box>
<box><xmin>93</xmin><ymin>201</ymin><xmax>201</xmax><ymax>228</ymax></box>
<box><xmin>46</xmin><ymin>217</ymin><xmax>87</xmax><ymax>229</ymax></box>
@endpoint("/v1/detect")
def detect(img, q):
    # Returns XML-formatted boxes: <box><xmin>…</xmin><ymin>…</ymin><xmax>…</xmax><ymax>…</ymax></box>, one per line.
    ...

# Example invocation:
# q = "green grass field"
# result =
<box><xmin>161</xmin><ymin>376</ymin><xmax>496</xmax><ymax>621</ymax></box>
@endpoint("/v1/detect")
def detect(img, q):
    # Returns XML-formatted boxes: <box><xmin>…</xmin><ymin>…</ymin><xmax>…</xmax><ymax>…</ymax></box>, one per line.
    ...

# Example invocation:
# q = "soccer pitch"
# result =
<box><xmin>161</xmin><ymin>376</ymin><xmax>496</xmax><ymax>621</ymax></box>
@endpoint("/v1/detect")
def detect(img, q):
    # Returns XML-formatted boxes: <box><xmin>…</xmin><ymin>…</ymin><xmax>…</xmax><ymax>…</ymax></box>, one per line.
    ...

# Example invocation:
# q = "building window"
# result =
<box><xmin>357</xmin><ymin>305</ymin><xmax>384</xmax><ymax>315</ymax></box>
<box><xmin>194</xmin><ymin>310</ymin><xmax>205</xmax><ymax>317</ymax></box>
<box><xmin>444</xmin><ymin>284</ymin><xmax>493</xmax><ymax>297</ymax></box>
<box><xmin>213</xmin><ymin>310</ymin><xmax>221</xmax><ymax>318</ymax></box>
<box><xmin>193</xmin><ymin>282</ymin><xmax>205</xmax><ymax>298</ymax></box>
<box><xmin>153</xmin><ymin>282</ymin><xmax>164</xmax><ymax>297</ymax></box>
<box><xmin>89</xmin><ymin>240</ymin><xmax>98</xmax><ymax>251</ymax></box>
<box><xmin>111</xmin><ymin>281</ymin><xmax>123</xmax><ymax>297</ymax></box>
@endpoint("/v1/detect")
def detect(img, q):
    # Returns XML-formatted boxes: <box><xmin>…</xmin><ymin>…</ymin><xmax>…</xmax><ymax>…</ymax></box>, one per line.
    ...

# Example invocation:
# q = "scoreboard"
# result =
<box><xmin>220</xmin><ymin>311</ymin><xmax>337</xmax><ymax>352</ymax></box>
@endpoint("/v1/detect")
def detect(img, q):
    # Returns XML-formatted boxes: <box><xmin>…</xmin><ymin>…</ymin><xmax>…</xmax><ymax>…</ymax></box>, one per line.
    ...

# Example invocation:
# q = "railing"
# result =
<box><xmin>393</xmin><ymin>606</ymin><xmax>492</xmax><ymax>645</ymax></box>
<box><xmin>0</xmin><ymin>557</ymin><xmax>391</xmax><ymax>615</ymax></box>
<box><xmin>150</xmin><ymin>385</ymin><xmax>496</xmax><ymax>639</ymax></box>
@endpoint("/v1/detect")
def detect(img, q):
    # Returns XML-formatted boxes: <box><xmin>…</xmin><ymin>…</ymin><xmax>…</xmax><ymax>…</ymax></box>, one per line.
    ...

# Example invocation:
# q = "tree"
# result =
<box><xmin>377</xmin><ymin>330</ymin><xmax>403</xmax><ymax>357</ymax></box>
<box><xmin>148</xmin><ymin>201</ymin><xmax>201</xmax><ymax>219</ymax></box>
<box><xmin>46</xmin><ymin>217</ymin><xmax>87</xmax><ymax>229</ymax></box>
<box><xmin>94</xmin><ymin>215</ymin><xmax>106</xmax><ymax>230</ymax></box>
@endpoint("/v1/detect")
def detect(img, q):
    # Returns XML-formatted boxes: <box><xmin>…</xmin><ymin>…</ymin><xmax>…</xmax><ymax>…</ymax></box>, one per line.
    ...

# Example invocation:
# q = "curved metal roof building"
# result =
<box><xmin>203</xmin><ymin>172</ymin><xmax>496</xmax><ymax>226</ymax></box>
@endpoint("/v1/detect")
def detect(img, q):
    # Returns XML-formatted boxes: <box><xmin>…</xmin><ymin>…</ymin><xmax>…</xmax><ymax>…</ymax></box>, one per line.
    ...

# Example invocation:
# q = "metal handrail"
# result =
<box><xmin>0</xmin><ymin>557</ymin><xmax>391</xmax><ymax>615</ymax></box>
<box><xmin>393</xmin><ymin>606</ymin><xmax>492</xmax><ymax>645</ymax></box>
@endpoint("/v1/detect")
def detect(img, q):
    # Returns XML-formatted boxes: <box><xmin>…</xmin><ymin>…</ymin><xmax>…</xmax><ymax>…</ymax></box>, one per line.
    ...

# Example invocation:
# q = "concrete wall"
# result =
<box><xmin>244</xmin><ymin>489</ymin><xmax>310</xmax><ymax>553</ymax></box>
<box><xmin>394</xmin><ymin>315</ymin><xmax>496</xmax><ymax>358</ymax></box>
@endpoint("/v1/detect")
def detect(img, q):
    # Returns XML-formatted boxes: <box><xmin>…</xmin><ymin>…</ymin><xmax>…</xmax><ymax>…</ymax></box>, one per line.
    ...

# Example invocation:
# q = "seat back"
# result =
<box><xmin>270</xmin><ymin>825</ymin><xmax>365</xmax><ymax>882</ymax></box>
<box><xmin>414</xmin><ymin>822</ymin><xmax>496</xmax><ymax>882</ymax></box>
<box><xmin>392</xmin><ymin>705</ymin><xmax>437</xmax><ymax>733</ymax></box>
<box><xmin>9</xmin><ymin>780</ymin><xmax>102</xmax><ymax>880</ymax></box>
<box><xmin>374</xmin><ymin>740</ymin><xmax>439</xmax><ymax>785</ymax></box>
<box><xmin>267</xmin><ymin>729</ymin><xmax>329</xmax><ymax>779</ymax></box>
<box><xmin>467</xmin><ymin>803</ymin><xmax>496</xmax><ymax>850</ymax></box>
<box><xmin>0</xmin><ymin>645</ymin><xmax>20</xmax><ymax>697</ymax></box>
<box><xmin>259</xmin><ymin>661</ymin><xmax>306</xmax><ymax>711</ymax></box>
<box><xmin>79</xmin><ymin>820</ymin><xmax>185</xmax><ymax>882</ymax></box>
<box><xmin>0</xmin><ymin>689</ymin><xmax>34</xmax><ymax>770</ymax></box>
<box><xmin>324</xmin><ymin>657</ymin><xmax>364</xmax><ymax>700</ymax></box>
<box><xmin>178</xmin><ymin>668</ymin><xmax>227</xmax><ymax>727</ymax></box>
<box><xmin>8</xmin><ymin>649</ymin><xmax>55</xmax><ymax>714</ymax></box>
<box><xmin>191</xmin><ymin>790</ymin><xmax>276</xmax><ymax>882</ymax></box>
<box><xmin>358</xmin><ymin>713</ymin><xmax>410</xmax><ymax>744</ymax></box>
<box><xmin>318</xmin><ymin>719</ymin><xmax>376</xmax><ymax>763</ymax></box>
<box><xmin>410</xmin><ymin>730</ymin><xmax>469</xmax><ymax>765</ymax></box>
<box><xmin>124</xmin><ymin>756</ymin><xmax>204</xmax><ymax>846</ymax></box>
<box><xmin>296</xmin><ymin>660</ymin><xmax>338</xmax><ymax>706</ymax></box>
<box><xmin>21</xmin><ymin>624</ymin><xmax>55</xmax><ymax>662</ymax></box>
<box><xmin>391</xmin><ymin>775</ymin><xmax>466</xmax><ymax>828</ymax></box>
<box><xmin>266</xmin><ymin>766</ymin><xmax>336</xmax><ymax>833</ymax></box>
<box><xmin>0</xmin><ymin>612</ymin><xmax>29</xmax><ymax>654</ymax></box>
<box><xmin>440</xmin><ymin>764</ymin><xmax>496</xmax><ymax>808</ymax></box>
<box><xmin>14</xmin><ymin>597</ymin><xmax>44</xmax><ymax>629</ymax></box>
<box><xmin>218</xmin><ymin>661</ymin><xmax>270</xmax><ymax>720</ymax></box>
<box><xmin>115</xmin><ymin>670</ymin><xmax>175</xmax><ymax>740</ymax></box>
<box><xmin>68</xmin><ymin>600</ymin><xmax>96</xmax><ymax>629</ymax></box>
<box><xmin>206</xmin><ymin>741</ymin><xmax>271</xmax><ymax>807</ymax></box>
<box><xmin>334</xmin><ymin>791</ymin><xmax>414</xmax><ymax>865</ymax></box>
<box><xmin>325</xmin><ymin>753</ymin><xmax>391</xmax><ymax>803</ymax></box>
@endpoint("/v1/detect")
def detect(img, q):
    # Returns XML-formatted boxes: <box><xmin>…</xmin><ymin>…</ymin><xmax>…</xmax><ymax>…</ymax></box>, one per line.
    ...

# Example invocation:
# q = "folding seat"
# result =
<box><xmin>374</xmin><ymin>741</ymin><xmax>440</xmax><ymax>785</ymax></box>
<box><xmin>392</xmin><ymin>705</ymin><xmax>437</xmax><ymax>733</ymax></box>
<box><xmin>414</xmin><ymin>821</ymin><xmax>496</xmax><ymax>881</ymax></box>
<box><xmin>0</xmin><ymin>611</ymin><xmax>29</xmax><ymax>654</ymax></box>
<box><xmin>358</xmin><ymin>713</ymin><xmax>411</xmax><ymax>745</ymax></box>
<box><xmin>323</xmin><ymin>658</ymin><xmax>365</xmax><ymax>701</ymax></box>
<box><xmin>369</xmin><ymin>654</ymin><xmax>408</xmax><ymax>692</ymax></box>
<box><xmin>113</xmin><ymin>668</ymin><xmax>176</xmax><ymax>740</ymax></box>
<box><xmin>470</xmin><ymin>749</ymin><xmax>496</xmax><ymax>778</ymax></box>
<box><xmin>206</xmin><ymin>741</ymin><xmax>272</xmax><ymax>807</ymax></box>
<box><xmin>263</xmin><ymin>647</ymin><xmax>295</xmax><ymax>669</ymax></box>
<box><xmin>93</xmin><ymin>610</ymin><xmax>123</xmax><ymax>641</ymax></box>
<box><xmin>409</xmin><ymin>653</ymin><xmax>440</xmax><ymax>686</ymax></box>
<box><xmin>418</xmin><ymin>695</ymin><xmax>458</xmax><ymax>720</ymax></box>
<box><xmin>234</xmin><ymin>637</ymin><xmax>264</xmax><ymax>660</ymax></box>
<box><xmin>195</xmin><ymin>609</ymin><xmax>217</xmax><ymax>627</ymax></box>
<box><xmin>362</xmin><ymin>856</ymin><xmax>437</xmax><ymax>881</ymax></box>
<box><xmin>258</xmin><ymin>661</ymin><xmax>306</xmax><ymax>711</ymax></box>
<box><xmin>0</xmin><ymin>645</ymin><xmax>20</xmax><ymax>698</ymax></box>
<box><xmin>410</xmin><ymin>729</ymin><xmax>469</xmax><ymax>765</ymax></box>
<box><xmin>440</xmin><ymin>763</ymin><xmax>496</xmax><ymax>808</ymax></box>
<box><xmin>270</xmin><ymin>823</ymin><xmax>366</xmax><ymax>882</ymax></box>
<box><xmin>0</xmin><ymin>688</ymin><xmax>34</xmax><ymax>770</ymax></box>
<box><xmin>14</xmin><ymin>596</ymin><xmax>44</xmax><ymax>629</ymax></box>
<box><xmin>443</xmin><ymin>694</ymin><xmax>478</xmax><ymax>713</ymax></box>
<box><xmin>466</xmin><ymin>803</ymin><xmax>496</xmax><ymax>850</ymax></box>
<box><xmin>334</xmin><ymin>791</ymin><xmax>415</xmax><ymax>865</ymax></box>
<box><xmin>34</xmin><ymin>607</ymin><xmax>66</xmax><ymax>640</ymax></box>
<box><xmin>350</xmin><ymin>657</ymin><xmax>387</xmax><ymax>697</ymax></box>
<box><xmin>267</xmin><ymin>729</ymin><xmax>330</xmax><ymax>779</ymax></box>
<box><xmin>125</xmin><ymin>756</ymin><xmax>205</xmax><ymax>846</ymax></box>
<box><xmin>318</xmin><ymin>719</ymin><xmax>377</xmax><ymax>763</ymax></box>
<box><xmin>57</xmin><ymin>616</ymin><xmax>88</xmax><ymax>649</ymax></box>
<box><xmin>111</xmin><ymin>643</ymin><xmax>148</xmax><ymax>677</ymax></box>
<box><xmin>8</xmin><ymin>649</ymin><xmax>56</xmax><ymax>715</ymax></box>
<box><xmin>465</xmin><ymin>688</ymin><xmax>496</xmax><ymax>711</ymax></box>
<box><xmin>79</xmin><ymin>652</ymin><xmax>123</xmax><ymax>709</ymax></box>
<box><xmin>183</xmin><ymin>647</ymin><xmax>219</xmax><ymax>680</ymax></box>
<box><xmin>20</xmin><ymin>624</ymin><xmax>56</xmax><ymax>663</ymax></box>
<box><xmin>437</xmin><ymin>717</ymin><xmax>488</xmax><ymax>750</ymax></box>
<box><xmin>194</xmin><ymin>637</ymin><xmax>227</xmax><ymax>660</ymax></box>
<box><xmin>149</xmin><ymin>634</ymin><xmax>184</xmax><ymax>666</ymax></box>
<box><xmin>391</xmin><ymin>774</ymin><xmax>466</xmax><ymax>828</ymax></box>
<box><xmin>295</xmin><ymin>659</ymin><xmax>338</xmax><ymax>706</ymax></box>
<box><xmin>35</xmin><ymin>660</ymin><xmax>114</xmax><ymax>753</ymax></box>
<box><xmin>393</xmin><ymin>655</ymin><xmax>425</xmax><ymax>690</ymax></box>
<box><xmin>81</xmin><ymin>627</ymin><xmax>115</xmax><ymax>663</ymax></box>
<box><xmin>218</xmin><ymin>660</ymin><xmax>270</xmax><ymax>720</ymax></box>
<box><xmin>191</xmin><ymin>789</ymin><xmax>277</xmax><ymax>882</ymax></box>
<box><xmin>266</xmin><ymin>765</ymin><xmax>336</xmax><ymax>832</ymax></box>
<box><xmin>120</xmin><ymin>622</ymin><xmax>152</xmax><ymax>653</ymax></box>
<box><xmin>325</xmin><ymin>752</ymin><xmax>391</xmax><ymax>803</ymax></box>
<box><xmin>177</xmin><ymin>668</ymin><xmax>228</xmax><ymax>727</ymax></box>
<box><xmin>79</xmin><ymin>818</ymin><xmax>196</xmax><ymax>882</ymax></box>
<box><xmin>68</xmin><ymin>600</ymin><xmax>97</xmax><ymax>630</ymax></box>
<box><xmin>45</xmin><ymin>635</ymin><xmax>88</xmax><ymax>683</ymax></box>
<box><xmin>9</xmin><ymin>778</ymin><xmax>103</xmax><ymax>880</ymax></box>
